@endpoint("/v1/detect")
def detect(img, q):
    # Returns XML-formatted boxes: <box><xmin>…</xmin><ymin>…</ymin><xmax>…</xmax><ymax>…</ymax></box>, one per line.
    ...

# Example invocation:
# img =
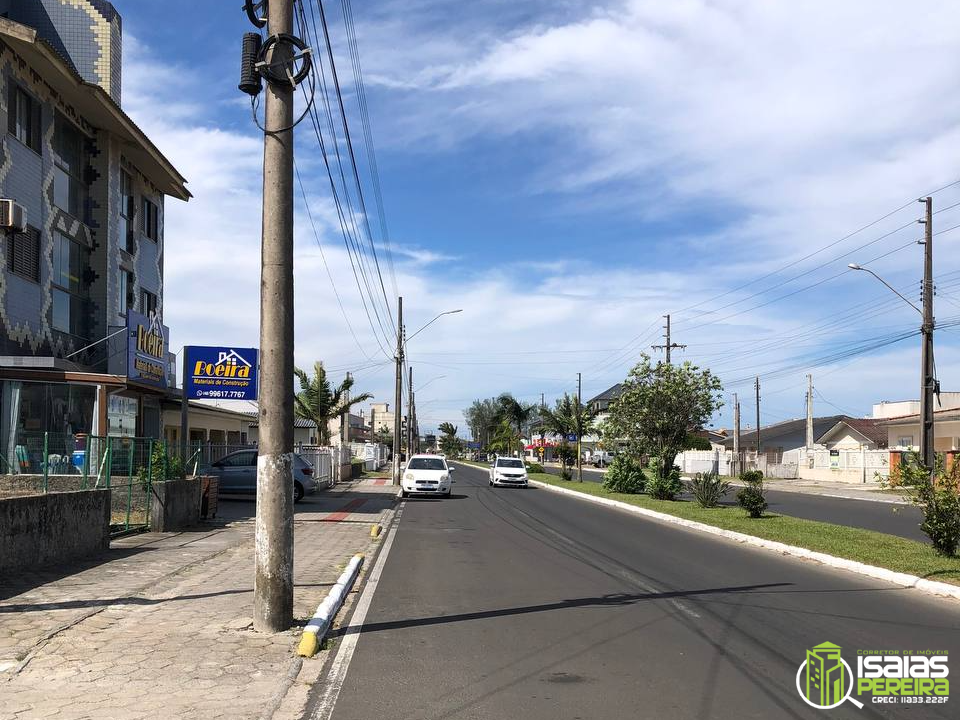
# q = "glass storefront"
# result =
<box><xmin>1</xmin><ymin>380</ymin><xmax>97</xmax><ymax>473</ymax></box>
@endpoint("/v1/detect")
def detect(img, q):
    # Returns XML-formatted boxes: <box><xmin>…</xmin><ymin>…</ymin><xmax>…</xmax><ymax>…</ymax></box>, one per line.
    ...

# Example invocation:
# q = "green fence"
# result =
<box><xmin>1</xmin><ymin>432</ymin><xmax>189</xmax><ymax>536</ymax></box>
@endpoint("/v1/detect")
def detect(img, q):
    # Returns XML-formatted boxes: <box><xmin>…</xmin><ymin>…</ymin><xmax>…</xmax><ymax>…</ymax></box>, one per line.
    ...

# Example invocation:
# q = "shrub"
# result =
<box><xmin>560</xmin><ymin>468</ymin><xmax>573</xmax><ymax>481</ymax></box>
<box><xmin>688</xmin><ymin>471</ymin><xmax>731</xmax><ymax>508</ymax></box>
<box><xmin>525</xmin><ymin>462</ymin><xmax>545</xmax><ymax>474</ymax></box>
<box><xmin>646</xmin><ymin>459</ymin><xmax>683</xmax><ymax>500</ymax></box>
<box><xmin>602</xmin><ymin>456</ymin><xmax>646</xmax><ymax>494</ymax></box>
<box><xmin>736</xmin><ymin>470</ymin><xmax>767</xmax><ymax>518</ymax></box>
<box><xmin>890</xmin><ymin>455</ymin><xmax>960</xmax><ymax>556</ymax></box>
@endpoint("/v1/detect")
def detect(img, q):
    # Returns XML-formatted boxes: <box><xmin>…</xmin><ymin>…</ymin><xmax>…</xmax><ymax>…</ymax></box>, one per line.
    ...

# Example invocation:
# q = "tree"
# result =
<box><xmin>497</xmin><ymin>393</ymin><xmax>538</xmax><ymax>458</ymax></box>
<box><xmin>293</xmin><ymin>362</ymin><xmax>373</xmax><ymax>445</ymax></box>
<box><xmin>602</xmin><ymin>354</ymin><xmax>723</xmax><ymax>481</ymax></box>
<box><xmin>540</xmin><ymin>393</ymin><xmax>597</xmax><ymax>473</ymax></box>
<box><xmin>437</xmin><ymin>422</ymin><xmax>462</xmax><ymax>457</ymax></box>
<box><xmin>488</xmin><ymin>418</ymin><xmax>519</xmax><ymax>456</ymax></box>
<box><xmin>463</xmin><ymin>398</ymin><xmax>500</xmax><ymax>449</ymax></box>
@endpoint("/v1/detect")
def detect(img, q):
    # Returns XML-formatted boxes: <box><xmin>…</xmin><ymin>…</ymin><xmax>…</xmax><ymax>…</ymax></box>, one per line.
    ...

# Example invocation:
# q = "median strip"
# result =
<box><xmin>297</xmin><ymin>553</ymin><xmax>365</xmax><ymax>657</ymax></box>
<box><xmin>524</xmin><ymin>472</ymin><xmax>960</xmax><ymax>600</ymax></box>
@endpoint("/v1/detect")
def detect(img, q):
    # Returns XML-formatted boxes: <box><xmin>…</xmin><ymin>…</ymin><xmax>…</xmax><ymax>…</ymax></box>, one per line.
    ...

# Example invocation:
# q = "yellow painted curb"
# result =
<box><xmin>370</xmin><ymin>524</ymin><xmax>381</xmax><ymax>538</ymax></box>
<box><xmin>297</xmin><ymin>631</ymin><xmax>319</xmax><ymax>658</ymax></box>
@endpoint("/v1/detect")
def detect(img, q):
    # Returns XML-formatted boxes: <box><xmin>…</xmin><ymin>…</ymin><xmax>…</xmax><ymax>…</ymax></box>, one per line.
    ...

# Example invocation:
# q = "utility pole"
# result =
<box><xmin>576</xmin><ymin>372</ymin><xmax>583</xmax><ymax>482</ymax></box>
<box><xmin>255</xmin><ymin>0</ymin><xmax>295</xmax><ymax>633</ymax></box>
<box><xmin>392</xmin><ymin>297</ymin><xmax>403</xmax><ymax>485</ymax></box>
<box><xmin>407</xmin><ymin>366</ymin><xmax>414</xmax><ymax>458</ymax></box>
<box><xmin>540</xmin><ymin>392</ymin><xmax>545</xmax><ymax>462</ymax></box>
<box><xmin>652</xmin><ymin>314</ymin><xmax>686</xmax><ymax>364</ymax></box>
<box><xmin>341</xmin><ymin>372</ymin><xmax>351</xmax><ymax>447</ymax></box>
<box><xmin>755</xmin><ymin>376</ymin><xmax>762</xmax><ymax>458</ymax></box>
<box><xmin>805</xmin><ymin>374</ymin><xmax>814</xmax><ymax>449</ymax></box>
<box><xmin>732</xmin><ymin>393</ymin><xmax>740</xmax><ymax>476</ymax></box>
<box><xmin>919</xmin><ymin>197</ymin><xmax>936</xmax><ymax>472</ymax></box>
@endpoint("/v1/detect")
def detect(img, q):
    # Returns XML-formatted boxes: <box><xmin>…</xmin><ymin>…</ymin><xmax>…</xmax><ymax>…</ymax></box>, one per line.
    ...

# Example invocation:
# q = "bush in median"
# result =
<box><xmin>891</xmin><ymin>455</ymin><xmax>960</xmax><ymax>556</ymax></box>
<box><xmin>688</xmin><ymin>471</ymin><xmax>731</xmax><ymax>508</ymax></box>
<box><xmin>602</xmin><ymin>456</ymin><xmax>646</xmax><ymax>494</ymax></box>
<box><xmin>525</xmin><ymin>462</ymin><xmax>545</xmax><ymax>473</ymax></box>
<box><xmin>646</xmin><ymin>458</ymin><xmax>683</xmax><ymax>500</ymax></box>
<box><xmin>736</xmin><ymin>470</ymin><xmax>767</xmax><ymax>518</ymax></box>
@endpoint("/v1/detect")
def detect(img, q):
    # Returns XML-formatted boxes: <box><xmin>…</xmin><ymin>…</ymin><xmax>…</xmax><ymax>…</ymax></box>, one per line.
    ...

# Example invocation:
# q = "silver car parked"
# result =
<box><xmin>208</xmin><ymin>449</ymin><xmax>319</xmax><ymax>502</ymax></box>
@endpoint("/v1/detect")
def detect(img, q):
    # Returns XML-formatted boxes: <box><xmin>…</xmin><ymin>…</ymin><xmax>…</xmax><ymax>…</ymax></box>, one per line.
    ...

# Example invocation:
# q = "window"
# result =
<box><xmin>898</xmin><ymin>436</ymin><xmax>914</xmax><ymax>448</ymax></box>
<box><xmin>51</xmin><ymin>232</ymin><xmax>89</xmax><ymax>337</ymax></box>
<box><xmin>7</xmin><ymin>225</ymin><xmax>39</xmax><ymax>282</ymax></box>
<box><xmin>119</xmin><ymin>170</ymin><xmax>135</xmax><ymax>253</ymax></box>
<box><xmin>140</xmin><ymin>288</ymin><xmax>158</xmax><ymax>318</ymax></box>
<box><xmin>496</xmin><ymin>458</ymin><xmax>524</xmax><ymax>468</ymax></box>
<box><xmin>118</xmin><ymin>269</ymin><xmax>133</xmax><ymax>317</ymax></box>
<box><xmin>220</xmin><ymin>451</ymin><xmax>256</xmax><ymax>467</ymax></box>
<box><xmin>7</xmin><ymin>83</ymin><xmax>41</xmax><ymax>152</ymax></box>
<box><xmin>141</xmin><ymin>198</ymin><xmax>158</xmax><ymax>241</ymax></box>
<box><xmin>407</xmin><ymin>458</ymin><xmax>446</xmax><ymax>470</ymax></box>
<box><xmin>53</xmin><ymin>113</ymin><xmax>87</xmax><ymax>220</ymax></box>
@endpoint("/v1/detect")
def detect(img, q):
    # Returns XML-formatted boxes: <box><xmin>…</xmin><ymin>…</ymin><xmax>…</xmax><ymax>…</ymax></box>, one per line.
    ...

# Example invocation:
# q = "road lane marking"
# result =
<box><xmin>309</xmin><ymin>502</ymin><xmax>405</xmax><ymax>720</ymax></box>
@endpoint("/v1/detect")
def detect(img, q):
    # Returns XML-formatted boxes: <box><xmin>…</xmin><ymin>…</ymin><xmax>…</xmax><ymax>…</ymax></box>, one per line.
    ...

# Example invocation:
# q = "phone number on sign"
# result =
<box><xmin>195</xmin><ymin>390</ymin><xmax>250</xmax><ymax>399</ymax></box>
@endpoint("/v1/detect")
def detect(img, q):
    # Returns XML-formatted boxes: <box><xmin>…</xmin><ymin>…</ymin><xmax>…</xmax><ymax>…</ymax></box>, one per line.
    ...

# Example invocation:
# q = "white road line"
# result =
<box><xmin>309</xmin><ymin>502</ymin><xmax>405</xmax><ymax>720</ymax></box>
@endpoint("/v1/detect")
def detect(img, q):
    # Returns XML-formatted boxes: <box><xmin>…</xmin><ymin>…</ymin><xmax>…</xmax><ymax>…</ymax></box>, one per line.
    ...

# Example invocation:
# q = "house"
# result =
<box><xmin>879</xmin><ymin>408</ymin><xmax>960</xmax><ymax>452</ymax></box>
<box><xmin>721</xmin><ymin>415</ymin><xmax>847</xmax><ymax>459</ymax></box>
<box><xmin>248</xmin><ymin>417</ymin><xmax>318</xmax><ymax>446</ymax></box>
<box><xmin>160</xmin><ymin>401</ymin><xmax>253</xmax><ymax>449</ymax></box>
<box><xmin>816</xmin><ymin>418</ymin><xmax>888</xmax><ymax>451</ymax></box>
<box><xmin>0</xmin><ymin>2</ymin><xmax>190</xmax><ymax>467</ymax></box>
<box><xmin>587</xmin><ymin>383</ymin><xmax>623</xmax><ymax>422</ymax></box>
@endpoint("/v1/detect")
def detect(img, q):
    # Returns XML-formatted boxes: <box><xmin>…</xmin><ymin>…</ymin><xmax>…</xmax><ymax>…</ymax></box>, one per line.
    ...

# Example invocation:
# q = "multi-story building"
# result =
<box><xmin>0</xmin><ymin>1</ymin><xmax>189</xmax><ymax>468</ymax></box>
<box><xmin>368</xmin><ymin>401</ymin><xmax>394</xmax><ymax>435</ymax></box>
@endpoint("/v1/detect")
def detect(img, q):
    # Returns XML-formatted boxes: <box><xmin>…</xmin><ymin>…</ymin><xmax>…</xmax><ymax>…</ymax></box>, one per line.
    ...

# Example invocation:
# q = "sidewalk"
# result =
<box><xmin>0</xmin><ymin>476</ymin><xmax>398</xmax><ymax>720</ymax></box>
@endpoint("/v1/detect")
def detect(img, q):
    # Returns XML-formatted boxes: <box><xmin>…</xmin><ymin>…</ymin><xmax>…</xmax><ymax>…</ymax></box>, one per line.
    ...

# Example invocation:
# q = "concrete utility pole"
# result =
<box><xmin>407</xmin><ymin>366</ymin><xmax>414</xmax><ymax>458</ymax></box>
<box><xmin>652</xmin><ymin>314</ymin><xmax>686</xmax><ymax>364</ymax></box>
<box><xmin>733</xmin><ymin>393</ymin><xmax>740</xmax><ymax>475</ymax></box>
<box><xmin>577</xmin><ymin>372</ymin><xmax>583</xmax><ymax>482</ymax></box>
<box><xmin>341</xmin><ymin>372</ymin><xmax>351</xmax><ymax>447</ymax></box>
<box><xmin>392</xmin><ymin>296</ymin><xmax>403</xmax><ymax>485</ymax></box>
<box><xmin>805</xmin><ymin>374</ymin><xmax>814</xmax><ymax>449</ymax></box>
<box><xmin>255</xmin><ymin>0</ymin><xmax>295</xmax><ymax>633</ymax></box>
<box><xmin>755</xmin><ymin>376</ymin><xmax>762</xmax><ymax>457</ymax></box>
<box><xmin>919</xmin><ymin>197</ymin><xmax>936</xmax><ymax>471</ymax></box>
<box><xmin>540</xmin><ymin>392</ymin><xmax>545</xmax><ymax>459</ymax></box>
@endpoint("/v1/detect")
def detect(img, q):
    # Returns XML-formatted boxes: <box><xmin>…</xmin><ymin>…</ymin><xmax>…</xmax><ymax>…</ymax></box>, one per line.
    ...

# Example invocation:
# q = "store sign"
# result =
<box><xmin>184</xmin><ymin>346</ymin><xmax>258</xmax><ymax>400</ymax></box>
<box><xmin>127</xmin><ymin>310</ymin><xmax>168</xmax><ymax>389</ymax></box>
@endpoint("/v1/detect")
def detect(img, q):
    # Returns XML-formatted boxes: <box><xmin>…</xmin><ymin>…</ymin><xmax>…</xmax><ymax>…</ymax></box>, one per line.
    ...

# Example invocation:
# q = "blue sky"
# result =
<box><xmin>119</xmin><ymin>0</ymin><xmax>960</xmax><ymax>434</ymax></box>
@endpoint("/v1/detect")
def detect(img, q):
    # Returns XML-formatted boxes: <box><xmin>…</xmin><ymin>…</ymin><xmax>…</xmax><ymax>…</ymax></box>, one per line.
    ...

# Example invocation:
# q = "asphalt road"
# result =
<box><xmin>543</xmin><ymin>464</ymin><xmax>927</xmax><ymax>542</ymax></box>
<box><xmin>316</xmin><ymin>462</ymin><xmax>959</xmax><ymax>720</ymax></box>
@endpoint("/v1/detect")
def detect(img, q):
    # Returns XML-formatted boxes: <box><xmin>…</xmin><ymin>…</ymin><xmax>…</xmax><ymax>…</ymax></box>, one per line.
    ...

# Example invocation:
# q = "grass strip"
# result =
<box><xmin>526</xmin><ymin>472</ymin><xmax>960</xmax><ymax>586</ymax></box>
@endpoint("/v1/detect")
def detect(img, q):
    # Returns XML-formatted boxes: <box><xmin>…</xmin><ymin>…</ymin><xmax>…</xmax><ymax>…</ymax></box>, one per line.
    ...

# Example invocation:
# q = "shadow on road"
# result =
<box><xmin>329</xmin><ymin>581</ymin><xmax>793</xmax><ymax>638</ymax></box>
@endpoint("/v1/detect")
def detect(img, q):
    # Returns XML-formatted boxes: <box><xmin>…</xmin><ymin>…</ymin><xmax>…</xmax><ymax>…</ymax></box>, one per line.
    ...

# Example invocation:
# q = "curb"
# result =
<box><xmin>528</xmin><ymin>479</ymin><xmax>960</xmax><ymax>602</ymax></box>
<box><xmin>297</xmin><ymin>553</ymin><xmax>365</xmax><ymax>657</ymax></box>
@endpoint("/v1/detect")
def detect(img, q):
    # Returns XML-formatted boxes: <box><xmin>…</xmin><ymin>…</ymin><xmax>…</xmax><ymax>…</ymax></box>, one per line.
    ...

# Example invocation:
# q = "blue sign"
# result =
<box><xmin>466</xmin><ymin>441</ymin><xmax>481</xmax><ymax>449</ymax></box>
<box><xmin>184</xmin><ymin>346</ymin><xmax>259</xmax><ymax>400</ymax></box>
<box><xmin>127</xmin><ymin>310</ymin><xmax>169</xmax><ymax>389</ymax></box>
<box><xmin>567</xmin><ymin>433</ymin><xmax>578</xmax><ymax>442</ymax></box>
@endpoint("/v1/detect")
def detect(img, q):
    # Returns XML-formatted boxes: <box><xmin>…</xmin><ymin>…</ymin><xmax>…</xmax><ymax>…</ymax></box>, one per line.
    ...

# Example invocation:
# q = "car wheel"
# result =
<box><xmin>294</xmin><ymin>481</ymin><xmax>304</xmax><ymax>503</ymax></box>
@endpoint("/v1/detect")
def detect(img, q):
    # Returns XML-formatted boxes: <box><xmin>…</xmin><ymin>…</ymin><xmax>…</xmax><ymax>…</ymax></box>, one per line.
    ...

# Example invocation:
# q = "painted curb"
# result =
<box><xmin>528</xmin><ymin>479</ymin><xmax>960</xmax><ymax>602</ymax></box>
<box><xmin>297</xmin><ymin>553</ymin><xmax>365</xmax><ymax>657</ymax></box>
<box><xmin>370</xmin><ymin>524</ymin><xmax>382</xmax><ymax>538</ymax></box>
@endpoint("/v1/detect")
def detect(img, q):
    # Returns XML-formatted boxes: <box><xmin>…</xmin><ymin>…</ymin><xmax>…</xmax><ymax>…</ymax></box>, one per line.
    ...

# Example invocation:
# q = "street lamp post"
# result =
<box><xmin>848</xmin><ymin>197</ymin><xmax>935</xmax><ymax>471</ymax></box>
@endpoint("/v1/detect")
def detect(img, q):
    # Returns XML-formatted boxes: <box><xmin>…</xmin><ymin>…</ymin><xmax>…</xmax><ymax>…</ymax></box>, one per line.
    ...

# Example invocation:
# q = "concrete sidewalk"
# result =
<box><xmin>0</xmin><ymin>477</ymin><xmax>397</xmax><ymax>720</ymax></box>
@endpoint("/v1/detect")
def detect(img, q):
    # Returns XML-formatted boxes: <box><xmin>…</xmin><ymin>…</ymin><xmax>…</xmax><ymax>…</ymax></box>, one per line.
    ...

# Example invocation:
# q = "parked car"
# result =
<box><xmin>591</xmin><ymin>451</ymin><xmax>616</xmax><ymax>468</ymax></box>
<box><xmin>208</xmin><ymin>449</ymin><xmax>319</xmax><ymax>502</ymax></box>
<box><xmin>489</xmin><ymin>457</ymin><xmax>528</xmax><ymax>488</ymax></box>
<box><xmin>401</xmin><ymin>454</ymin><xmax>454</xmax><ymax>497</ymax></box>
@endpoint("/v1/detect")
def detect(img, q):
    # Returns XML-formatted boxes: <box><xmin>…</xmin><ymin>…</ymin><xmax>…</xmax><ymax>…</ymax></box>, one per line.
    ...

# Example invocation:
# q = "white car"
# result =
<box><xmin>401</xmin><ymin>454</ymin><xmax>454</xmax><ymax>497</ymax></box>
<box><xmin>489</xmin><ymin>457</ymin><xmax>528</xmax><ymax>487</ymax></box>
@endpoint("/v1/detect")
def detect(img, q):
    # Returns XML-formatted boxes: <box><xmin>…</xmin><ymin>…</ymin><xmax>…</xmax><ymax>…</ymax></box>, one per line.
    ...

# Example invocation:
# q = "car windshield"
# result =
<box><xmin>497</xmin><ymin>459</ymin><xmax>524</xmax><ymax>468</ymax></box>
<box><xmin>408</xmin><ymin>458</ymin><xmax>446</xmax><ymax>470</ymax></box>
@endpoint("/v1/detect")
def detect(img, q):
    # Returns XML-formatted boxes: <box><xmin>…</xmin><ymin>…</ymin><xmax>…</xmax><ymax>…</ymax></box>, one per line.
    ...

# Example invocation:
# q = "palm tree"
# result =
<box><xmin>497</xmin><ymin>393</ymin><xmax>538</xmax><ymax>458</ymax></box>
<box><xmin>540</xmin><ymin>393</ymin><xmax>597</xmax><ymax>474</ymax></box>
<box><xmin>293</xmin><ymin>362</ymin><xmax>373</xmax><ymax>445</ymax></box>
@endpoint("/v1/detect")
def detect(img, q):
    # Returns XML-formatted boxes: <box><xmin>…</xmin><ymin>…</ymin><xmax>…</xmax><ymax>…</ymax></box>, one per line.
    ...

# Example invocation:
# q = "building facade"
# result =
<box><xmin>0</xmin><ymin>3</ymin><xmax>189</xmax><ymax>472</ymax></box>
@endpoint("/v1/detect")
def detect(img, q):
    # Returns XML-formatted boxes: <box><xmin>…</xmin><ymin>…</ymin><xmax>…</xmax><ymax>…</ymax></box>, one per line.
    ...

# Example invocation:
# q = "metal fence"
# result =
<box><xmin>0</xmin><ymin>431</ymin><xmax>187</xmax><ymax>535</ymax></box>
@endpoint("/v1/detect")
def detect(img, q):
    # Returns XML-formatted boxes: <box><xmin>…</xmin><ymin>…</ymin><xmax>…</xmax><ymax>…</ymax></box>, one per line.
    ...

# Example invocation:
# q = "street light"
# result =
<box><xmin>847</xmin><ymin>264</ymin><xmax>921</xmax><ymax>315</ymax></box>
<box><xmin>848</xmin><ymin>196</ymin><xmax>935</xmax><ymax>471</ymax></box>
<box><xmin>405</xmin><ymin>309</ymin><xmax>463</xmax><ymax>345</ymax></box>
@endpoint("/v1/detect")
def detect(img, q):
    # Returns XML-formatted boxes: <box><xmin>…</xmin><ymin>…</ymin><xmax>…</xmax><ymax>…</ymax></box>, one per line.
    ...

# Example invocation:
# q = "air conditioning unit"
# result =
<box><xmin>0</xmin><ymin>199</ymin><xmax>26</xmax><ymax>233</ymax></box>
